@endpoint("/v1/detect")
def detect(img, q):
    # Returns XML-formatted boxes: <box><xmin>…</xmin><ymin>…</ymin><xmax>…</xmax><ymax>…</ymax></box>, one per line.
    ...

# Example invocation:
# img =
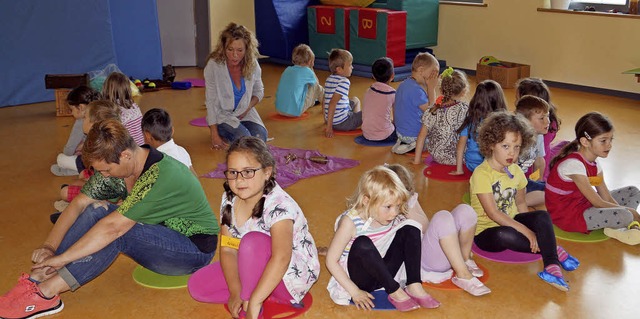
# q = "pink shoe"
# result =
<box><xmin>452</xmin><ymin>276</ymin><xmax>491</xmax><ymax>296</ymax></box>
<box><xmin>0</xmin><ymin>278</ymin><xmax>63</xmax><ymax>319</ymax></box>
<box><xmin>465</xmin><ymin>259</ymin><xmax>484</xmax><ymax>277</ymax></box>
<box><xmin>404</xmin><ymin>288</ymin><xmax>440</xmax><ymax>309</ymax></box>
<box><xmin>387</xmin><ymin>294</ymin><xmax>420</xmax><ymax>312</ymax></box>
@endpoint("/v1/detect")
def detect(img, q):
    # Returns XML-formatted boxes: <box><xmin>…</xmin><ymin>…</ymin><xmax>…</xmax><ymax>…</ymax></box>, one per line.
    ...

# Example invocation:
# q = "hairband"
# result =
<box><xmin>584</xmin><ymin>132</ymin><xmax>592</xmax><ymax>140</ymax></box>
<box><xmin>440</xmin><ymin>66</ymin><xmax>454</xmax><ymax>78</ymax></box>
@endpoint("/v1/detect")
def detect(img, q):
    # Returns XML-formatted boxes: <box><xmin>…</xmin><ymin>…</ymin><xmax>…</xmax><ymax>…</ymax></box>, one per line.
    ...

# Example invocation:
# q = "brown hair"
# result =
<box><xmin>431</xmin><ymin>69</ymin><xmax>468</xmax><ymax>114</ymax></box>
<box><xmin>328</xmin><ymin>49</ymin><xmax>352</xmax><ymax>73</ymax></box>
<box><xmin>67</xmin><ymin>86</ymin><xmax>102</xmax><ymax>106</ymax></box>
<box><xmin>515</xmin><ymin>95</ymin><xmax>550</xmax><ymax>120</ymax></box>
<box><xmin>82</xmin><ymin>119</ymin><xmax>136</xmax><ymax>167</ymax></box>
<box><xmin>102</xmin><ymin>72</ymin><xmax>134</xmax><ymax>109</ymax></box>
<box><xmin>86</xmin><ymin>100</ymin><xmax>120</xmax><ymax>123</ymax></box>
<box><xmin>549</xmin><ymin>112</ymin><xmax>613</xmax><ymax>169</ymax></box>
<box><xmin>477</xmin><ymin>111</ymin><xmax>536</xmax><ymax>158</ymax></box>
<box><xmin>209</xmin><ymin>22</ymin><xmax>259</xmax><ymax>78</ymax></box>
<box><xmin>411</xmin><ymin>52</ymin><xmax>438</xmax><ymax>72</ymax></box>
<box><xmin>292</xmin><ymin>44</ymin><xmax>315</xmax><ymax>66</ymax></box>
<box><xmin>221</xmin><ymin>136</ymin><xmax>277</xmax><ymax>227</ymax></box>
<box><xmin>456</xmin><ymin>80</ymin><xmax>508</xmax><ymax>137</ymax></box>
<box><xmin>515</xmin><ymin>77</ymin><xmax>561</xmax><ymax>133</ymax></box>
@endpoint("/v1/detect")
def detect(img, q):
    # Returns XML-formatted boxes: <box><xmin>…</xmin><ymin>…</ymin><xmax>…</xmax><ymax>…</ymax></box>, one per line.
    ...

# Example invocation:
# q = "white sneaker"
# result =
<box><xmin>50</xmin><ymin>164</ymin><xmax>78</xmax><ymax>177</ymax></box>
<box><xmin>451</xmin><ymin>276</ymin><xmax>491</xmax><ymax>296</ymax></box>
<box><xmin>392</xmin><ymin>141</ymin><xmax>416</xmax><ymax>154</ymax></box>
<box><xmin>54</xmin><ymin>200</ymin><xmax>69</xmax><ymax>212</ymax></box>
<box><xmin>465</xmin><ymin>259</ymin><xmax>484</xmax><ymax>277</ymax></box>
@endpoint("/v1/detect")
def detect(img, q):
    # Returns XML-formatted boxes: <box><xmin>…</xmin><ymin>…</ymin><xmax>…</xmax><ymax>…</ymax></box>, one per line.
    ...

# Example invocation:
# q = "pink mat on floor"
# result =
<box><xmin>422</xmin><ymin>156</ymin><xmax>472</xmax><ymax>182</ymax></box>
<box><xmin>472</xmin><ymin>242</ymin><xmax>541</xmax><ymax>264</ymax></box>
<box><xmin>268</xmin><ymin>112</ymin><xmax>310</xmax><ymax>121</ymax></box>
<box><xmin>189</xmin><ymin>117</ymin><xmax>208</xmax><ymax>127</ymax></box>
<box><xmin>334</xmin><ymin>128</ymin><xmax>362</xmax><ymax>136</ymax></box>
<box><xmin>203</xmin><ymin>145</ymin><xmax>360</xmax><ymax>188</ymax></box>
<box><xmin>182</xmin><ymin>78</ymin><xmax>205</xmax><ymax>87</ymax></box>
<box><xmin>223</xmin><ymin>293</ymin><xmax>313</xmax><ymax>319</ymax></box>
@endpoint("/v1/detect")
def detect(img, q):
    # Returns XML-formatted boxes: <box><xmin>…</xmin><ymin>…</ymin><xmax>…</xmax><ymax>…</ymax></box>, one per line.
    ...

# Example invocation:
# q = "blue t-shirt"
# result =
<box><xmin>394</xmin><ymin>77</ymin><xmax>429</xmax><ymax>138</ymax></box>
<box><xmin>275</xmin><ymin>65</ymin><xmax>318</xmax><ymax>117</ymax></box>
<box><xmin>232</xmin><ymin>76</ymin><xmax>246</xmax><ymax>111</ymax></box>
<box><xmin>461</xmin><ymin>124</ymin><xmax>483</xmax><ymax>171</ymax></box>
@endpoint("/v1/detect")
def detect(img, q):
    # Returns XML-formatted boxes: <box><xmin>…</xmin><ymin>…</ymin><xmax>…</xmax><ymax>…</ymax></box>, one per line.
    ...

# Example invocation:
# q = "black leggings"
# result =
<box><xmin>474</xmin><ymin>210</ymin><xmax>559</xmax><ymax>267</ymax></box>
<box><xmin>347</xmin><ymin>225</ymin><xmax>422</xmax><ymax>294</ymax></box>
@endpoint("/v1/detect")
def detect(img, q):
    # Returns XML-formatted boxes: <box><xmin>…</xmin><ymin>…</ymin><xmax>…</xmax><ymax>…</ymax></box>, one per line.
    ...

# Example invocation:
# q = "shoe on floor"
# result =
<box><xmin>0</xmin><ymin>273</ymin><xmax>32</xmax><ymax>309</ymax></box>
<box><xmin>0</xmin><ymin>276</ymin><xmax>64</xmax><ymax>319</ymax></box>
<box><xmin>392</xmin><ymin>141</ymin><xmax>416</xmax><ymax>154</ymax></box>
<box><xmin>50</xmin><ymin>164</ymin><xmax>78</xmax><ymax>177</ymax></box>
<box><xmin>451</xmin><ymin>276</ymin><xmax>491</xmax><ymax>296</ymax></box>
<box><xmin>537</xmin><ymin>270</ymin><xmax>569</xmax><ymax>292</ymax></box>
<box><xmin>465</xmin><ymin>259</ymin><xmax>484</xmax><ymax>277</ymax></box>
<box><xmin>53</xmin><ymin>200</ymin><xmax>69</xmax><ymax>212</ymax></box>
<box><xmin>387</xmin><ymin>294</ymin><xmax>420</xmax><ymax>311</ymax></box>
<box><xmin>604</xmin><ymin>227</ymin><xmax>640</xmax><ymax>245</ymax></box>
<box><xmin>404</xmin><ymin>288</ymin><xmax>440</xmax><ymax>309</ymax></box>
<box><xmin>560</xmin><ymin>254</ymin><xmax>580</xmax><ymax>271</ymax></box>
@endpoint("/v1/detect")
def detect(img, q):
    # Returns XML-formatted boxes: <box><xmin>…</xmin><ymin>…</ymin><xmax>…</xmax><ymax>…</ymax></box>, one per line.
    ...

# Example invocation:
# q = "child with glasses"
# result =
<box><xmin>188</xmin><ymin>136</ymin><xmax>320</xmax><ymax>319</ymax></box>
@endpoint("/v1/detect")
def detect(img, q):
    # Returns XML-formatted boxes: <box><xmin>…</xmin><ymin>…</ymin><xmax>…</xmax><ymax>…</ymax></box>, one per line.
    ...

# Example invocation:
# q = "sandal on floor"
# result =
<box><xmin>451</xmin><ymin>276</ymin><xmax>491</xmax><ymax>296</ymax></box>
<box><xmin>387</xmin><ymin>294</ymin><xmax>420</xmax><ymax>312</ymax></box>
<box><xmin>404</xmin><ymin>288</ymin><xmax>440</xmax><ymax>309</ymax></box>
<box><xmin>604</xmin><ymin>227</ymin><xmax>640</xmax><ymax>245</ymax></box>
<box><xmin>538</xmin><ymin>270</ymin><xmax>569</xmax><ymax>292</ymax></box>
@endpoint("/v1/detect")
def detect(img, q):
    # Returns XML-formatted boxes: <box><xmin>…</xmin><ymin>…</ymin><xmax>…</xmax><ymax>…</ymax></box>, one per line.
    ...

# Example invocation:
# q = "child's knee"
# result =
<box><xmin>451</xmin><ymin>204</ymin><xmax>478</xmax><ymax>230</ymax></box>
<box><xmin>428</xmin><ymin>211</ymin><xmax>457</xmax><ymax>238</ymax></box>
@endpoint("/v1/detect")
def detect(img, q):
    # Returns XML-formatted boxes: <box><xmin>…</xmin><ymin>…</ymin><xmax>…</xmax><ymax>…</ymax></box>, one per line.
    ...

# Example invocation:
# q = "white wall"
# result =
<box><xmin>434</xmin><ymin>0</ymin><xmax>640</xmax><ymax>93</ymax></box>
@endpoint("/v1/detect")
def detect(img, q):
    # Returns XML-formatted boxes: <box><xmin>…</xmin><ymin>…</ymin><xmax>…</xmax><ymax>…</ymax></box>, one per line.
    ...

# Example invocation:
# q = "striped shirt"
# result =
<box><xmin>323</xmin><ymin>74</ymin><xmax>351</xmax><ymax>125</ymax></box>
<box><xmin>120</xmin><ymin>103</ymin><xmax>144</xmax><ymax>146</ymax></box>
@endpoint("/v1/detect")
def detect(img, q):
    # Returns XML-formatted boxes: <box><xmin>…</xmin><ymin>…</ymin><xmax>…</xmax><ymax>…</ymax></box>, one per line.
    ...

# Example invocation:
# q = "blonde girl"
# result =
<box><xmin>326</xmin><ymin>166</ymin><xmax>439</xmax><ymax>312</ymax></box>
<box><xmin>102</xmin><ymin>71</ymin><xmax>145</xmax><ymax>145</ymax></box>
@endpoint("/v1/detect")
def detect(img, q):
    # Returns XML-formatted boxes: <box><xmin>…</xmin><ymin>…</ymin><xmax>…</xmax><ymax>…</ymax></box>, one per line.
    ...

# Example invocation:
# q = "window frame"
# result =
<box><xmin>569</xmin><ymin>0</ymin><xmax>630</xmax><ymax>12</ymax></box>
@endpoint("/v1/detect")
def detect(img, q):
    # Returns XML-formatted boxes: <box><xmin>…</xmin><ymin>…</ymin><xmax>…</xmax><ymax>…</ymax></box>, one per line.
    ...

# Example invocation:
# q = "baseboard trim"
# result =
<box><xmin>458</xmin><ymin>68</ymin><xmax>640</xmax><ymax>101</ymax></box>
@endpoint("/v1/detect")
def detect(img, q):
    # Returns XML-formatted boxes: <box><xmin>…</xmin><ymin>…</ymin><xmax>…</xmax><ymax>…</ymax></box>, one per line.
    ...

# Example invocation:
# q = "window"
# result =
<box><xmin>569</xmin><ymin>0</ymin><xmax>630</xmax><ymax>12</ymax></box>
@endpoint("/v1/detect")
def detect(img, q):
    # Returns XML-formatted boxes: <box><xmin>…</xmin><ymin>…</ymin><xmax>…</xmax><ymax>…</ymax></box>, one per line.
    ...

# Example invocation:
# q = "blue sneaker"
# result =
<box><xmin>538</xmin><ymin>270</ymin><xmax>569</xmax><ymax>292</ymax></box>
<box><xmin>560</xmin><ymin>254</ymin><xmax>580</xmax><ymax>271</ymax></box>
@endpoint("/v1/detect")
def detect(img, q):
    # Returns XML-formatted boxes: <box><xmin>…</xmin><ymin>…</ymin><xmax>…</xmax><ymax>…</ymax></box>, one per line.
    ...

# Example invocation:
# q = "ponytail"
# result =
<box><xmin>221</xmin><ymin>181</ymin><xmax>236</xmax><ymax>227</ymax></box>
<box><xmin>549</xmin><ymin>140</ymin><xmax>580</xmax><ymax>170</ymax></box>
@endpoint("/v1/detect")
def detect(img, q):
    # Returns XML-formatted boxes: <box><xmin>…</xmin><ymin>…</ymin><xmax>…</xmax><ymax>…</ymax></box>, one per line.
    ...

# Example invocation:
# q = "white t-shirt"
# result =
<box><xmin>157</xmin><ymin>139</ymin><xmax>193</xmax><ymax>168</ymax></box>
<box><xmin>556</xmin><ymin>157</ymin><xmax>602</xmax><ymax>182</ymax></box>
<box><xmin>518</xmin><ymin>134</ymin><xmax>546</xmax><ymax>173</ymax></box>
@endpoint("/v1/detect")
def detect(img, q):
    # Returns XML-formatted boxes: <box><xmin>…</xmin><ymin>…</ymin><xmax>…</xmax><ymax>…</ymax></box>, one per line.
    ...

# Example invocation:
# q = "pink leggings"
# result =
<box><xmin>188</xmin><ymin>232</ymin><xmax>293</xmax><ymax>304</ymax></box>
<box><xmin>421</xmin><ymin>204</ymin><xmax>477</xmax><ymax>272</ymax></box>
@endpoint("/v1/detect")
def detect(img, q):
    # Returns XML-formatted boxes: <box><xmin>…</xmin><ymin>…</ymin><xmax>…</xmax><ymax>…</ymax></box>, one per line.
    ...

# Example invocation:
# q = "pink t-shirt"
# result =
<box><xmin>362</xmin><ymin>82</ymin><xmax>396</xmax><ymax>141</ymax></box>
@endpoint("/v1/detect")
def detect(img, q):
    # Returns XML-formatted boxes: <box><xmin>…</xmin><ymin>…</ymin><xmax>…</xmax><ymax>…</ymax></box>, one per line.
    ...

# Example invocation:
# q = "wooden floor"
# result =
<box><xmin>0</xmin><ymin>64</ymin><xmax>638</xmax><ymax>319</ymax></box>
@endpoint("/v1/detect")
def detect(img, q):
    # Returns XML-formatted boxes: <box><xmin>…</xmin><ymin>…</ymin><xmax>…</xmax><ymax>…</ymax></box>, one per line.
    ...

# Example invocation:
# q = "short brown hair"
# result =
<box><xmin>292</xmin><ymin>44</ymin><xmax>315</xmax><ymax>66</ymax></box>
<box><xmin>411</xmin><ymin>52</ymin><xmax>438</xmax><ymax>72</ymax></box>
<box><xmin>477</xmin><ymin>111</ymin><xmax>535</xmax><ymax>158</ymax></box>
<box><xmin>515</xmin><ymin>95</ymin><xmax>550</xmax><ymax>120</ymax></box>
<box><xmin>328</xmin><ymin>49</ymin><xmax>352</xmax><ymax>73</ymax></box>
<box><xmin>82</xmin><ymin>119</ymin><xmax>136</xmax><ymax>167</ymax></box>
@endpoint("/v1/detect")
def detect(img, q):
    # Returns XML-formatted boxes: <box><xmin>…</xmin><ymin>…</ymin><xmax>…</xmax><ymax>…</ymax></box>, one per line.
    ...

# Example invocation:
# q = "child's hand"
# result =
<box><xmin>246</xmin><ymin>299</ymin><xmax>263</xmax><ymax>319</ymax></box>
<box><xmin>325</xmin><ymin>126</ymin><xmax>334</xmax><ymax>138</ymax></box>
<box><xmin>227</xmin><ymin>293</ymin><xmax>243</xmax><ymax>318</ymax></box>
<box><xmin>426</xmin><ymin>69</ymin><xmax>439</xmax><ymax>88</ymax></box>
<box><xmin>411</xmin><ymin>158</ymin><xmax>422</xmax><ymax>165</ymax></box>
<box><xmin>449</xmin><ymin>169</ymin><xmax>464</xmax><ymax>176</ymax></box>
<box><xmin>518</xmin><ymin>226</ymin><xmax>539</xmax><ymax>253</ymax></box>
<box><xmin>351</xmin><ymin>289</ymin><xmax>375</xmax><ymax>310</ymax></box>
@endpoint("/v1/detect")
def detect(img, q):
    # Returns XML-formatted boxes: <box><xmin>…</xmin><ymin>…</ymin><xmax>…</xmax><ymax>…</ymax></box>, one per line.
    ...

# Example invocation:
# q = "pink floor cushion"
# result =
<box><xmin>223</xmin><ymin>293</ymin><xmax>313</xmax><ymax>319</ymax></box>
<box><xmin>471</xmin><ymin>242</ymin><xmax>541</xmax><ymax>264</ymax></box>
<box><xmin>182</xmin><ymin>78</ymin><xmax>205</xmax><ymax>87</ymax></box>
<box><xmin>422</xmin><ymin>156</ymin><xmax>472</xmax><ymax>182</ymax></box>
<box><xmin>334</xmin><ymin>128</ymin><xmax>362</xmax><ymax>136</ymax></box>
<box><xmin>189</xmin><ymin>117</ymin><xmax>208</xmax><ymax>127</ymax></box>
<box><xmin>268</xmin><ymin>112</ymin><xmax>311</xmax><ymax>121</ymax></box>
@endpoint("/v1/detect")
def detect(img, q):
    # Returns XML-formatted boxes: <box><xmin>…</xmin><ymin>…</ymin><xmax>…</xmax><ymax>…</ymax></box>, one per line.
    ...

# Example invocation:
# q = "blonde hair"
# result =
<box><xmin>384</xmin><ymin>164</ymin><xmax>415</xmax><ymax>193</ymax></box>
<box><xmin>208</xmin><ymin>22</ymin><xmax>259</xmax><ymax>78</ymax></box>
<box><xmin>347</xmin><ymin>166</ymin><xmax>410</xmax><ymax>219</ymax></box>
<box><xmin>102</xmin><ymin>72</ymin><xmax>134</xmax><ymax>109</ymax></box>
<box><xmin>411</xmin><ymin>52</ymin><xmax>438</xmax><ymax>72</ymax></box>
<box><xmin>328</xmin><ymin>49</ymin><xmax>352</xmax><ymax>73</ymax></box>
<box><xmin>292</xmin><ymin>44</ymin><xmax>315</xmax><ymax>66</ymax></box>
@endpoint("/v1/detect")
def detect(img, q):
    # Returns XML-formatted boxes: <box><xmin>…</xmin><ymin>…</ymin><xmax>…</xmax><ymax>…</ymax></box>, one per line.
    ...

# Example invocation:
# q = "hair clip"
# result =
<box><xmin>584</xmin><ymin>132</ymin><xmax>592</xmax><ymax>140</ymax></box>
<box><xmin>440</xmin><ymin>66</ymin><xmax>454</xmax><ymax>78</ymax></box>
<box><xmin>503</xmin><ymin>167</ymin><xmax>514</xmax><ymax>179</ymax></box>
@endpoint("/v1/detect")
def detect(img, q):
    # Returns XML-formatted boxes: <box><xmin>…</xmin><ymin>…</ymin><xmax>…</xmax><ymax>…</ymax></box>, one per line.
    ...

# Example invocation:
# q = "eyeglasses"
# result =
<box><xmin>224</xmin><ymin>168</ymin><xmax>262</xmax><ymax>180</ymax></box>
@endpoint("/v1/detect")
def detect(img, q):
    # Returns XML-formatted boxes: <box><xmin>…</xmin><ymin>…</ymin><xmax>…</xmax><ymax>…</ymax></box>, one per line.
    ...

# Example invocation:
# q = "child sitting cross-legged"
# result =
<box><xmin>323</xmin><ymin>49</ymin><xmax>362</xmax><ymax>138</ymax></box>
<box><xmin>361</xmin><ymin>57</ymin><xmax>397</xmax><ymax>143</ymax></box>
<box><xmin>275</xmin><ymin>44</ymin><xmax>323</xmax><ymax>117</ymax></box>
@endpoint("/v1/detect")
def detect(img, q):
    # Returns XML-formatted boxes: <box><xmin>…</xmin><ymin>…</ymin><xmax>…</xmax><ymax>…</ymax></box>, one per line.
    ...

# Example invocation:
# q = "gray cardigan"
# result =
<box><xmin>204</xmin><ymin>59</ymin><xmax>265</xmax><ymax>128</ymax></box>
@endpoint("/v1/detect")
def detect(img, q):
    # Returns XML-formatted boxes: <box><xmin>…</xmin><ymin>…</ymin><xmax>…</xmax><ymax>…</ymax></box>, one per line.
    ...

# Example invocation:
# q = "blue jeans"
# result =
<box><xmin>56</xmin><ymin>203</ymin><xmax>216</xmax><ymax>290</ymax></box>
<box><xmin>218</xmin><ymin>121</ymin><xmax>267</xmax><ymax>143</ymax></box>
